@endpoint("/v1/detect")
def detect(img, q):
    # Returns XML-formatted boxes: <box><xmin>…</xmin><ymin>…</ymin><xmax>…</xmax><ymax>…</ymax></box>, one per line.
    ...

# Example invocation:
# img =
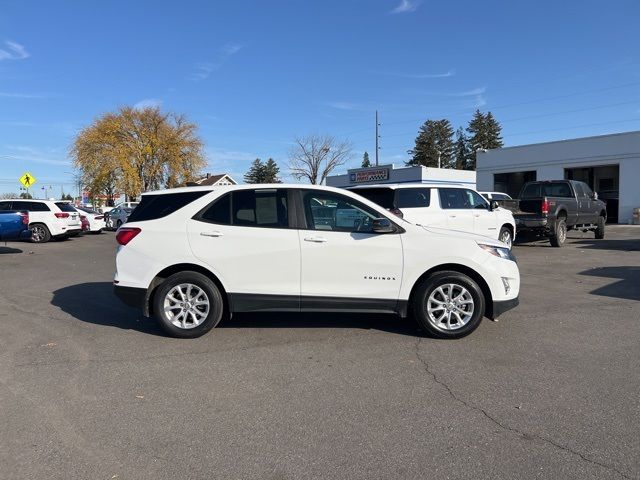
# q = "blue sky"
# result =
<box><xmin>1</xmin><ymin>0</ymin><xmax>639</xmax><ymax>195</ymax></box>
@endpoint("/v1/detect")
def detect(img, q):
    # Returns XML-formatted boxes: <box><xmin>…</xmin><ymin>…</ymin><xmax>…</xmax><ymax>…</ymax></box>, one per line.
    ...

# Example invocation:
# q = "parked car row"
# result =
<box><xmin>0</xmin><ymin>199</ymin><xmax>125</xmax><ymax>243</ymax></box>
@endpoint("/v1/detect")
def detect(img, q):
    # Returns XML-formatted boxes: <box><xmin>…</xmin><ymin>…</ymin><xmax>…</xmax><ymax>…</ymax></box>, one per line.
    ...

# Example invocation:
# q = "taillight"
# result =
<box><xmin>541</xmin><ymin>198</ymin><xmax>549</xmax><ymax>215</ymax></box>
<box><xmin>116</xmin><ymin>227</ymin><xmax>141</xmax><ymax>246</ymax></box>
<box><xmin>389</xmin><ymin>208</ymin><xmax>404</xmax><ymax>219</ymax></box>
<box><xmin>19</xmin><ymin>212</ymin><xmax>29</xmax><ymax>225</ymax></box>
<box><xmin>54</xmin><ymin>212</ymin><xmax>70</xmax><ymax>218</ymax></box>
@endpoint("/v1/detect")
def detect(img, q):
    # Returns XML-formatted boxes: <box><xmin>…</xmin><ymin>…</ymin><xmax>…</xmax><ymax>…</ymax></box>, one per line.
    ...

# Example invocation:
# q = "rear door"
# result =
<box><xmin>298</xmin><ymin>189</ymin><xmax>402</xmax><ymax>311</ymax></box>
<box><xmin>395</xmin><ymin>188</ymin><xmax>447</xmax><ymax>227</ymax></box>
<box><xmin>437</xmin><ymin>188</ymin><xmax>475</xmax><ymax>234</ymax></box>
<box><xmin>187</xmin><ymin>188</ymin><xmax>301</xmax><ymax>310</ymax></box>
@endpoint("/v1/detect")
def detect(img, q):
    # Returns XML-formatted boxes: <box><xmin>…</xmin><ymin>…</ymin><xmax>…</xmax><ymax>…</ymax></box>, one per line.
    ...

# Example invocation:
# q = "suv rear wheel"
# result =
<box><xmin>412</xmin><ymin>271</ymin><xmax>485</xmax><ymax>339</ymax></box>
<box><xmin>153</xmin><ymin>271</ymin><xmax>224</xmax><ymax>338</ymax></box>
<box><xmin>30</xmin><ymin>223</ymin><xmax>51</xmax><ymax>243</ymax></box>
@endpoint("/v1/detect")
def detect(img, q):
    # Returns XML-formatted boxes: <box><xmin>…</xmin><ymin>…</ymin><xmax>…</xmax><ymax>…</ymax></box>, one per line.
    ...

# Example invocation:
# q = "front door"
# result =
<box><xmin>297</xmin><ymin>189</ymin><xmax>403</xmax><ymax>312</ymax></box>
<box><xmin>187</xmin><ymin>188</ymin><xmax>301</xmax><ymax>311</ymax></box>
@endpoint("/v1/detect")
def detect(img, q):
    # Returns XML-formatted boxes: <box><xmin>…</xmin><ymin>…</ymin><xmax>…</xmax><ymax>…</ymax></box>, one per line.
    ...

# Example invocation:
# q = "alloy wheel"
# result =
<box><xmin>425</xmin><ymin>283</ymin><xmax>475</xmax><ymax>331</ymax></box>
<box><xmin>163</xmin><ymin>283</ymin><xmax>210</xmax><ymax>329</ymax></box>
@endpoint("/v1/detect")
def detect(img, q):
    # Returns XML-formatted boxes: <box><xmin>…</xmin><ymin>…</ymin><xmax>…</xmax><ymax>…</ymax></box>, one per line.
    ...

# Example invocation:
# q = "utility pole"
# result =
<box><xmin>375</xmin><ymin>110</ymin><xmax>380</xmax><ymax>166</ymax></box>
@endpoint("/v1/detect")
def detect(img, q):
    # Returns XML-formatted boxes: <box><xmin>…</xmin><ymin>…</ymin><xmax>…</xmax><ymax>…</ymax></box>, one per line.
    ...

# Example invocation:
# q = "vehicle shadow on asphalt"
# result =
<box><xmin>221</xmin><ymin>312</ymin><xmax>424</xmax><ymax>337</ymax></box>
<box><xmin>579</xmin><ymin>266</ymin><xmax>640</xmax><ymax>301</ymax></box>
<box><xmin>0</xmin><ymin>246</ymin><xmax>23</xmax><ymax>254</ymax></box>
<box><xmin>50</xmin><ymin>282</ymin><xmax>165</xmax><ymax>336</ymax></box>
<box><xmin>574</xmin><ymin>238</ymin><xmax>640</xmax><ymax>252</ymax></box>
<box><xmin>50</xmin><ymin>282</ymin><xmax>426</xmax><ymax>338</ymax></box>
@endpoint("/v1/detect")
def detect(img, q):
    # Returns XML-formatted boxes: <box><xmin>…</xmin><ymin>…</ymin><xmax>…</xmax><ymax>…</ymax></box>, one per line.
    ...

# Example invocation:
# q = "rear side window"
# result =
<box><xmin>197</xmin><ymin>189</ymin><xmax>289</xmax><ymax>228</ymax></box>
<box><xmin>397</xmin><ymin>188</ymin><xmax>431</xmax><ymax>208</ymax></box>
<box><xmin>127</xmin><ymin>191</ymin><xmax>208</xmax><ymax>222</ymax></box>
<box><xmin>55</xmin><ymin>202</ymin><xmax>77</xmax><ymax>212</ymax></box>
<box><xmin>13</xmin><ymin>201</ymin><xmax>50</xmax><ymax>212</ymax></box>
<box><xmin>352</xmin><ymin>188</ymin><xmax>395</xmax><ymax>209</ymax></box>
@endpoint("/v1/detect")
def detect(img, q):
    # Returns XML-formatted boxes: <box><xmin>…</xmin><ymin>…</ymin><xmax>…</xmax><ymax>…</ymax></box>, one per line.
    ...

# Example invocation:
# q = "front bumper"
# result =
<box><xmin>489</xmin><ymin>296</ymin><xmax>520</xmax><ymax>319</ymax></box>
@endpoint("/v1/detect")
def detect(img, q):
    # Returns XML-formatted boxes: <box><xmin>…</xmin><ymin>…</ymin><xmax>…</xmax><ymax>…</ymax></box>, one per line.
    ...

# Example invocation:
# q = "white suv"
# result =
<box><xmin>114</xmin><ymin>185</ymin><xmax>520</xmax><ymax>339</ymax></box>
<box><xmin>0</xmin><ymin>199</ymin><xmax>82</xmax><ymax>242</ymax></box>
<box><xmin>350</xmin><ymin>184</ymin><xmax>516</xmax><ymax>248</ymax></box>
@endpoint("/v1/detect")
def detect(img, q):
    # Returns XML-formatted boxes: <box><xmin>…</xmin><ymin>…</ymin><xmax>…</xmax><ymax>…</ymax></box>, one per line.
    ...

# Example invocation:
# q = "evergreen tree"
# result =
<box><xmin>263</xmin><ymin>158</ymin><xmax>281</xmax><ymax>183</ymax></box>
<box><xmin>244</xmin><ymin>158</ymin><xmax>265</xmax><ymax>184</ymax></box>
<box><xmin>361</xmin><ymin>151</ymin><xmax>371</xmax><ymax>168</ymax></box>
<box><xmin>453</xmin><ymin>127</ymin><xmax>471</xmax><ymax>170</ymax></box>
<box><xmin>466</xmin><ymin>110</ymin><xmax>504</xmax><ymax>170</ymax></box>
<box><xmin>407</xmin><ymin>119</ymin><xmax>454</xmax><ymax>168</ymax></box>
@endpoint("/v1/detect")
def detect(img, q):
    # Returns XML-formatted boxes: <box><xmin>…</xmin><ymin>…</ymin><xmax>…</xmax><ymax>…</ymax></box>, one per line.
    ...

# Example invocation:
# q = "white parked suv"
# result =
<box><xmin>0</xmin><ymin>199</ymin><xmax>82</xmax><ymax>243</ymax></box>
<box><xmin>114</xmin><ymin>185</ymin><xmax>520</xmax><ymax>339</ymax></box>
<box><xmin>349</xmin><ymin>184</ymin><xmax>516</xmax><ymax>248</ymax></box>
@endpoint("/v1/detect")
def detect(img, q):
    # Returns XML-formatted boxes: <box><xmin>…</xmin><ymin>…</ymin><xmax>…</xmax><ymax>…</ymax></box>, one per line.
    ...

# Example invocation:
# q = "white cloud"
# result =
<box><xmin>379</xmin><ymin>69</ymin><xmax>455</xmax><ymax>79</ymax></box>
<box><xmin>0</xmin><ymin>40</ymin><xmax>29</xmax><ymax>61</ymax></box>
<box><xmin>325</xmin><ymin>101</ymin><xmax>374</xmax><ymax>111</ymax></box>
<box><xmin>0</xmin><ymin>91</ymin><xmax>44</xmax><ymax>99</ymax></box>
<box><xmin>451</xmin><ymin>87</ymin><xmax>486</xmax><ymax>97</ymax></box>
<box><xmin>134</xmin><ymin>98</ymin><xmax>162</xmax><ymax>109</ymax></box>
<box><xmin>191</xmin><ymin>42</ymin><xmax>244</xmax><ymax>81</ymax></box>
<box><xmin>0</xmin><ymin>145</ymin><xmax>69</xmax><ymax>166</ymax></box>
<box><xmin>390</xmin><ymin>0</ymin><xmax>420</xmax><ymax>14</ymax></box>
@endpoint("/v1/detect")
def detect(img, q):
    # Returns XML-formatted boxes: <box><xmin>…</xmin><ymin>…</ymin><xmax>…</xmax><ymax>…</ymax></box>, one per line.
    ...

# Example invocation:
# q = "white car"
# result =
<box><xmin>75</xmin><ymin>206</ymin><xmax>106</xmax><ymax>233</ymax></box>
<box><xmin>114</xmin><ymin>185</ymin><xmax>520</xmax><ymax>339</ymax></box>
<box><xmin>479</xmin><ymin>191</ymin><xmax>513</xmax><ymax>201</ymax></box>
<box><xmin>0</xmin><ymin>199</ymin><xmax>82</xmax><ymax>243</ymax></box>
<box><xmin>350</xmin><ymin>184</ymin><xmax>516</xmax><ymax>248</ymax></box>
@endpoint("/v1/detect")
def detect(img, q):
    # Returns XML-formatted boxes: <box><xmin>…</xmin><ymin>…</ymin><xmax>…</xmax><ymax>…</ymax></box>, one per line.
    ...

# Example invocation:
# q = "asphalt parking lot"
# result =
<box><xmin>1</xmin><ymin>227</ymin><xmax>639</xmax><ymax>480</ymax></box>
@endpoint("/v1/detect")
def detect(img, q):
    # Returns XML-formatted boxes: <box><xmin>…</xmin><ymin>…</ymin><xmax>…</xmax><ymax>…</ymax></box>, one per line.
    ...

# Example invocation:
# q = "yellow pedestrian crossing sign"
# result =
<box><xmin>19</xmin><ymin>172</ymin><xmax>36</xmax><ymax>188</ymax></box>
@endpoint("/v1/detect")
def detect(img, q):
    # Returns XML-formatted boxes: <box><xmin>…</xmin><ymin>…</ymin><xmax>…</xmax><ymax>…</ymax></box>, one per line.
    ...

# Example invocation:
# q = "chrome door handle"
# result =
<box><xmin>200</xmin><ymin>231</ymin><xmax>223</xmax><ymax>237</ymax></box>
<box><xmin>304</xmin><ymin>236</ymin><xmax>327</xmax><ymax>243</ymax></box>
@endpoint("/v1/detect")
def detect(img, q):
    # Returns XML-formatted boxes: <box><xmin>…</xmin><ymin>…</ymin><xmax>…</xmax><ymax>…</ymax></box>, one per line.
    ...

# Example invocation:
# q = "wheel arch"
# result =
<box><xmin>145</xmin><ymin>263</ymin><xmax>228</xmax><ymax>318</ymax></box>
<box><xmin>407</xmin><ymin>263</ymin><xmax>494</xmax><ymax>319</ymax></box>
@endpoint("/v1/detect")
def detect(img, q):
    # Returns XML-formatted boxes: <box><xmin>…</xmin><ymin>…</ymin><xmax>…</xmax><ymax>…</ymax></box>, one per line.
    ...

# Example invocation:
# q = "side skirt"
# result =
<box><xmin>229</xmin><ymin>293</ymin><xmax>406</xmax><ymax>316</ymax></box>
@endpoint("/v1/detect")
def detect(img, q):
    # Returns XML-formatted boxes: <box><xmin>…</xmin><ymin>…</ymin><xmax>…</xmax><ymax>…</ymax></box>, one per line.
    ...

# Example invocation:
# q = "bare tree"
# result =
<box><xmin>288</xmin><ymin>134</ymin><xmax>352</xmax><ymax>184</ymax></box>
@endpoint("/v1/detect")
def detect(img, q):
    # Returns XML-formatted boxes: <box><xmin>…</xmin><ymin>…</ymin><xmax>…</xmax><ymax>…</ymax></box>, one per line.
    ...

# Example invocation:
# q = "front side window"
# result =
<box><xmin>438</xmin><ymin>188</ymin><xmax>488</xmax><ymax>210</ymax></box>
<box><xmin>397</xmin><ymin>188</ymin><xmax>431</xmax><ymax>208</ymax></box>
<box><xmin>197</xmin><ymin>189</ymin><xmax>288</xmax><ymax>228</ymax></box>
<box><xmin>302</xmin><ymin>191</ymin><xmax>380</xmax><ymax>232</ymax></box>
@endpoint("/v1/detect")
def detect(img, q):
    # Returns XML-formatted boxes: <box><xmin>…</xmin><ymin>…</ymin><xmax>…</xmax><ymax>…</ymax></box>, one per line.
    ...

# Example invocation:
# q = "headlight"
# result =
<box><xmin>477</xmin><ymin>243</ymin><xmax>516</xmax><ymax>262</ymax></box>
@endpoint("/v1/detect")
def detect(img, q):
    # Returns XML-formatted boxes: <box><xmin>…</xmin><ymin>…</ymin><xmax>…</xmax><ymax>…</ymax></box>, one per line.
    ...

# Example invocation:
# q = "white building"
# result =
<box><xmin>327</xmin><ymin>164</ymin><xmax>476</xmax><ymax>189</ymax></box>
<box><xmin>476</xmin><ymin>131</ymin><xmax>640</xmax><ymax>224</ymax></box>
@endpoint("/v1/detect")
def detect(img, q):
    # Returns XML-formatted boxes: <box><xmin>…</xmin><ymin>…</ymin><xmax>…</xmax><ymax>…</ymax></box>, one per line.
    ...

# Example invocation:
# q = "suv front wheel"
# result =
<box><xmin>153</xmin><ymin>271</ymin><xmax>224</xmax><ymax>338</ymax></box>
<box><xmin>412</xmin><ymin>271</ymin><xmax>485</xmax><ymax>339</ymax></box>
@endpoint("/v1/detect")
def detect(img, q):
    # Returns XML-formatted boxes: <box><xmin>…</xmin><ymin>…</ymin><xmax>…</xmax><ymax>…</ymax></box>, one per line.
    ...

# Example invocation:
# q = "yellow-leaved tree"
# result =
<box><xmin>71</xmin><ymin>106</ymin><xmax>206</xmax><ymax>202</ymax></box>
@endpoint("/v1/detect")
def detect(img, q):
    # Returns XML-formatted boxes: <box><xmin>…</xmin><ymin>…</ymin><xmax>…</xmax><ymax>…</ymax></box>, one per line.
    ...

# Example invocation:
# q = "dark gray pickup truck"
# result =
<box><xmin>502</xmin><ymin>180</ymin><xmax>607</xmax><ymax>247</ymax></box>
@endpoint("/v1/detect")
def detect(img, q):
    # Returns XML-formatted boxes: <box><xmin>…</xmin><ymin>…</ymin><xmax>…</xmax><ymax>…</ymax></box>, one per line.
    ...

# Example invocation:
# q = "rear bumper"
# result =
<box><xmin>114</xmin><ymin>285</ymin><xmax>146</xmax><ymax>310</ymax></box>
<box><xmin>490</xmin><ymin>296</ymin><xmax>520</xmax><ymax>319</ymax></box>
<box><xmin>19</xmin><ymin>229</ymin><xmax>33</xmax><ymax>240</ymax></box>
<box><xmin>515</xmin><ymin>216</ymin><xmax>555</xmax><ymax>232</ymax></box>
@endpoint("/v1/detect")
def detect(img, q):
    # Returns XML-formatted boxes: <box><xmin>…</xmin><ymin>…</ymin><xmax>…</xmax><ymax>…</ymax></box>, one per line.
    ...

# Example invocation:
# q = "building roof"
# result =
<box><xmin>188</xmin><ymin>173</ymin><xmax>237</xmax><ymax>186</ymax></box>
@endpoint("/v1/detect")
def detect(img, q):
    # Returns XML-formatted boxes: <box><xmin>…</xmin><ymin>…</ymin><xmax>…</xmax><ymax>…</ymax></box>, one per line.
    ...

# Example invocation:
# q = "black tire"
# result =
<box><xmin>595</xmin><ymin>215</ymin><xmax>605</xmax><ymax>239</ymax></box>
<box><xmin>549</xmin><ymin>218</ymin><xmax>567</xmax><ymax>247</ymax></box>
<box><xmin>29</xmin><ymin>223</ymin><xmax>51</xmax><ymax>243</ymax></box>
<box><xmin>411</xmin><ymin>271</ymin><xmax>485</xmax><ymax>339</ymax></box>
<box><xmin>153</xmin><ymin>271</ymin><xmax>224</xmax><ymax>338</ymax></box>
<box><xmin>498</xmin><ymin>226</ymin><xmax>513</xmax><ymax>249</ymax></box>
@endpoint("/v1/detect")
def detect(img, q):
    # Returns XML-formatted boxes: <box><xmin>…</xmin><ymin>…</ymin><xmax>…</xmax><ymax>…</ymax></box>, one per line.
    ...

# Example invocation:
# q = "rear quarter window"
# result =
<box><xmin>127</xmin><ymin>191</ymin><xmax>208</xmax><ymax>222</ymax></box>
<box><xmin>55</xmin><ymin>202</ymin><xmax>78</xmax><ymax>212</ymax></box>
<box><xmin>397</xmin><ymin>188</ymin><xmax>431</xmax><ymax>208</ymax></box>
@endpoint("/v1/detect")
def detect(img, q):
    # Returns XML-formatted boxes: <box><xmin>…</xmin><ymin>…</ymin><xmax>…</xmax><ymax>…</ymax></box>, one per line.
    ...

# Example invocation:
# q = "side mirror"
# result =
<box><xmin>372</xmin><ymin>218</ymin><xmax>395</xmax><ymax>233</ymax></box>
<box><xmin>592</xmin><ymin>192</ymin><xmax>598</xmax><ymax>200</ymax></box>
<box><xmin>489</xmin><ymin>200</ymin><xmax>499</xmax><ymax>211</ymax></box>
